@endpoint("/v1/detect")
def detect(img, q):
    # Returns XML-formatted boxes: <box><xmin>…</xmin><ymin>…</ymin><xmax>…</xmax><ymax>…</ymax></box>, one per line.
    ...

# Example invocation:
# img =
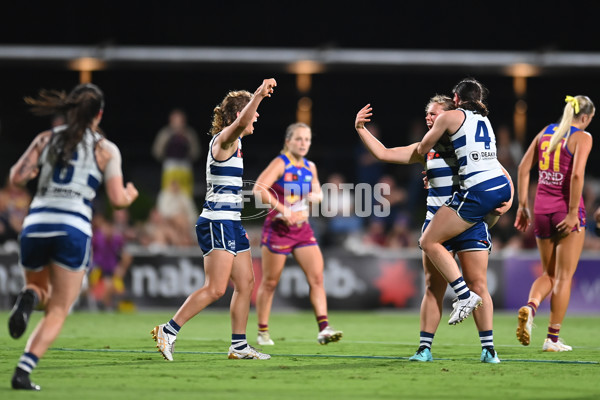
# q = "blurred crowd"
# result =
<box><xmin>3</xmin><ymin>113</ymin><xmax>600</xmax><ymax>261</ymax></box>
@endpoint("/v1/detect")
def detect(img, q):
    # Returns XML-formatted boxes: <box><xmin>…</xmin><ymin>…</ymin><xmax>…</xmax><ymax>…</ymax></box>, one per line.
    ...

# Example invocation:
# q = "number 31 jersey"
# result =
<box><xmin>534</xmin><ymin>123</ymin><xmax>586</xmax><ymax>214</ymax></box>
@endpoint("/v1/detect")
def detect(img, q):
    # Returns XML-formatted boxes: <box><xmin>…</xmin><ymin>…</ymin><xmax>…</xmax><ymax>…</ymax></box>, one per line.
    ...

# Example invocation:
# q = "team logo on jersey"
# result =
<box><xmin>427</xmin><ymin>152</ymin><xmax>439</xmax><ymax>161</ymax></box>
<box><xmin>284</xmin><ymin>172</ymin><xmax>299</xmax><ymax>181</ymax></box>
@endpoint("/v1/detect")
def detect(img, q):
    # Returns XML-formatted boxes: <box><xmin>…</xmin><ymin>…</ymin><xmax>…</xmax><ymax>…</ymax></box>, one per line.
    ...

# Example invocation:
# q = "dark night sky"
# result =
<box><xmin>2</xmin><ymin>1</ymin><xmax>600</xmax><ymax>214</ymax></box>
<box><xmin>2</xmin><ymin>1</ymin><xmax>599</xmax><ymax>51</ymax></box>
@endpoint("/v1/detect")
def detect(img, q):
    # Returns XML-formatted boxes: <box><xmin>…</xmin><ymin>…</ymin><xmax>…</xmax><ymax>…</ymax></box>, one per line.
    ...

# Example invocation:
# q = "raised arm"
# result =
<box><xmin>218</xmin><ymin>78</ymin><xmax>277</xmax><ymax>149</ymax></box>
<box><xmin>355</xmin><ymin>104</ymin><xmax>423</xmax><ymax>165</ymax></box>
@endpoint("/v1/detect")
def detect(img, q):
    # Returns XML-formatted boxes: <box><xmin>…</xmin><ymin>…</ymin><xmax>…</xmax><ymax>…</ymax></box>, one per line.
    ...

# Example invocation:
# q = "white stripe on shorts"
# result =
<box><xmin>220</xmin><ymin>224</ymin><xmax>226</xmax><ymax>249</ymax></box>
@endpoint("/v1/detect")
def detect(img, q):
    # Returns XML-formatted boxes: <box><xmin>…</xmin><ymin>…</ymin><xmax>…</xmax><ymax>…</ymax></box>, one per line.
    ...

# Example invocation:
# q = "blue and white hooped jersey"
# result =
<box><xmin>200</xmin><ymin>133</ymin><xmax>244</xmax><ymax>221</ymax></box>
<box><xmin>424</xmin><ymin>141</ymin><xmax>460</xmax><ymax>223</ymax></box>
<box><xmin>451</xmin><ymin>109</ymin><xmax>506</xmax><ymax>191</ymax></box>
<box><xmin>22</xmin><ymin>126</ymin><xmax>103</xmax><ymax>237</ymax></box>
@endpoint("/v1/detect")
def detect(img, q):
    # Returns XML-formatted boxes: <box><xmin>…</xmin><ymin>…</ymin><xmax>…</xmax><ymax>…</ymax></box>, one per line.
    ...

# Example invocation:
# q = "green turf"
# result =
<box><xmin>1</xmin><ymin>310</ymin><xmax>599</xmax><ymax>399</ymax></box>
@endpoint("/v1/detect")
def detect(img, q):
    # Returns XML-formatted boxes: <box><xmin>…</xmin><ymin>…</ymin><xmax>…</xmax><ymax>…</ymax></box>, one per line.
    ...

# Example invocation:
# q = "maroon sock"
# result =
<box><xmin>547</xmin><ymin>326</ymin><xmax>560</xmax><ymax>342</ymax></box>
<box><xmin>317</xmin><ymin>315</ymin><xmax>328</xmax><ymax>331</ymax></box>
<box><xmin>527</xmin><ymin>302</ymin><xmax>537</xmax><ymax>317</ymax></box>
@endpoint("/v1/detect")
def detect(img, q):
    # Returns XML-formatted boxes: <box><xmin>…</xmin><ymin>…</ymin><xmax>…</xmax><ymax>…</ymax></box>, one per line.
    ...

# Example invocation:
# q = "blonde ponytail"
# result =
<box><xmin>547</xmin><ymin>95</ymin><xmax>595</xmax><ymax>153</ymax></box>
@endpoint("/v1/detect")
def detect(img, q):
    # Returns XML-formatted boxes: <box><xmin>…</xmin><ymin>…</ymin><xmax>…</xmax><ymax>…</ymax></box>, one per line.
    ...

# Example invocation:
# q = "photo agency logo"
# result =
<box><xmin>205</xmin><ymin>180</ymin><xmax>274</xmax><ymax>220</ymax></box>
<box><xmin>208</xmin><ymin>180</ymin><xmax>392</xmax><ymax>221</ymax></box>
<box><xmin>240</xmin><ymin>180</ymin><xmax>278</xmax><ymax>220</ymax></box>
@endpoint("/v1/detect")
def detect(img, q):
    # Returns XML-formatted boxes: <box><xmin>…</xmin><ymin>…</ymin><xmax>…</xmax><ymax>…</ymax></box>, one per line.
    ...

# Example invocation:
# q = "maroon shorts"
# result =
<box><xmin>261</xmin><ymin>218</ymin><xmax>318</xmax><ymax>255</ymax></box>
<box><xmin>534</xmin><ymin>208</ymin><xmax>586</xmax><ymax>239</ymax></box>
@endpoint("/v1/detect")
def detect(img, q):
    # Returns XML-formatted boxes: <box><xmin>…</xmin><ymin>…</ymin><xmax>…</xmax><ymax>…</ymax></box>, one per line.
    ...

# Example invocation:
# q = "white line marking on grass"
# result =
<box><xmin>49</xmin><ymin>348</ymin><xmax>599</xmax><ymax>364</ymax></box>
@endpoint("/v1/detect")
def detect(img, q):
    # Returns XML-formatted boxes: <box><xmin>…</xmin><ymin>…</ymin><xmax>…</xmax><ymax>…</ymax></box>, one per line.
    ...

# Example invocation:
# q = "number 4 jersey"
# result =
<box><xmin>450</xmin><ymin>109</ymin><xmax>507</xmax><ymax>192</ymax></box>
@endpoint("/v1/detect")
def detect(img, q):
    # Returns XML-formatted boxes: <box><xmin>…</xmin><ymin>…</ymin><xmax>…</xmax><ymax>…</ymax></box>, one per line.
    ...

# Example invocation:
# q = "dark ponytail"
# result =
<box><xmin>25</xmin><ymin>83</ymin><xmax>104</xmax><ymax>166</ymax></box>
<box><xmin>452</xmin><ymin>78</ymin><xmax>489</xmax><ymax>117</ymax></box>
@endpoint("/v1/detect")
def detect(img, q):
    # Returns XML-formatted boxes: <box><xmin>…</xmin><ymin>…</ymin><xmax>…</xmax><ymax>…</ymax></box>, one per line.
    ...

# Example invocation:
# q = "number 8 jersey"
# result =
<box><xmin>450</xmin><ymin>109</ymin><xmax>506</xmax><ymax>192</ymax></box>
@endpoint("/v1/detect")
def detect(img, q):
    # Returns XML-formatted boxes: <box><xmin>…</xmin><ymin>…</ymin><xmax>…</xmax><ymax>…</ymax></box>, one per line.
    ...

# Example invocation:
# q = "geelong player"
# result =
<box><xmin>151</xmin><ymin>79</ymin><xmax>276</xmax><ymax>361</ymax></box>
<box><xmin>8</xmin><ymin>83</ymin><xmax>139</xmax><ymax>390</ymax></box>
<box><xmin>416</xmin><ymin>78</ymin><xmax>511</xmax><ymax>326</ymax></box>
<box><xmin>355</xmin><ymin>95</ymin><xmax>511</xmax><ymax>363</ymax></box>
<box><xmin>514</xmin><ymin>95</ymin><xmax>594</xmax><ymax>351</ymax></box>
<box><xmin>253</xmin><ymin>122</ymin><xmax>342</xmax><ymax>346</ymax></box>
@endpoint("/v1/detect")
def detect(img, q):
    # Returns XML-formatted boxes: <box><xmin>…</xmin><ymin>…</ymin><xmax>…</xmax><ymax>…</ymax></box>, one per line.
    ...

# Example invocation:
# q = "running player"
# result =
<box><xmin>8</xmin><ymin>83</ymin><xmax>139</xmax><ymax>390</ymax></box>
<box><xmin>151</xmin><ymin>78</ymin><xmax>276</xmax><ymax>361</ymax></box>
<box><xmin>514</xmin><ymin>95</ymin><xmax>594</xmax><ymax>351</ymax></box>
<box><xmin>253</xmin><ymin>122</ymin><xmax>342</xmax><ymax>346</ymax></box>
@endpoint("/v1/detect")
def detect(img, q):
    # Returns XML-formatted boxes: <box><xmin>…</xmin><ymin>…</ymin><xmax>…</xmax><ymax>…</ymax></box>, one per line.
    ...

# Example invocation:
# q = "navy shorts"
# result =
<box><xmin>422</xmin><ymin>220</ymin><xmax>491</xmax><ymax>253</ymax></box>
<box><xmin>446</xmin><ymin>185</ymin><xmax>511</xmax><ymax>224</ymax></box>
<box><xmin>20</xmin><ymin>224</ymin><xmax>92</xmax><ymax>271</ymax></box>
<box><xmin>196</xmin><ymin>218</ymin><xmax>250</xmax><ymax>257</ymax></box>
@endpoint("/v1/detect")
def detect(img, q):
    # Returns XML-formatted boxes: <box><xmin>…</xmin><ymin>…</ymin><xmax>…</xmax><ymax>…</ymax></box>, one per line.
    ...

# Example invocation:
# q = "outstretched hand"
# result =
<box><xmin>256</xmin><ymin>78</ymin><xmax>277</xmax><ymax>98</ymax></box>
<box><xmin>355</xmin><ymin>104</ymin><xmax>373</xmax><ymax>130</ymax></box>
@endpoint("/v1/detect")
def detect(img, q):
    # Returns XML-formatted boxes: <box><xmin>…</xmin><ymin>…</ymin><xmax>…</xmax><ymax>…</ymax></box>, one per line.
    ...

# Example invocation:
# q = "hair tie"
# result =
<box><xmin>565</xmin><ymin>95</ymin><xmax>580</xmax><ymax>114</ymax></box>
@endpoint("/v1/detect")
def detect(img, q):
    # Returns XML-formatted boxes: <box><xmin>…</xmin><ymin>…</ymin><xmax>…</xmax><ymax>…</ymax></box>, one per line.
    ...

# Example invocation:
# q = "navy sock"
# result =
<box><xmin>479</xmin><ymin>330</ymin><xmax>494</xmax><ymax>350</ymax></box>
<box><xmin>163</xmin><ymin>319</ymin><xmax>181</xmax><ymax>336</ymax></box>
<box><xmin>419</xmin><ymin>331</ymin><xmax>435</xmax><ymax>349</ymax></box>
<box><xmin>232</xmin><ymin>334</ymin><xmax>248</xmax><ymax>350</ymax></box>
<box><xmin>450</xmin><ymin>277</ymin><xmax>470</xmax><ymax>300</ymax></box>
<box><xmin>16</xmin><ymin>352</ymin><xmax>39</xmax><ymax>375</ymax></box>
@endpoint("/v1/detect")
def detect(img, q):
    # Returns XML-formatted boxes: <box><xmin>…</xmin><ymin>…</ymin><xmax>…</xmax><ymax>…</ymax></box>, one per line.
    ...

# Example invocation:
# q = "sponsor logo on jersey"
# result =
<box><xmin>469</xmin><ymin>151</ymin><xmax>496</xmax><ymax>161</ymax></box>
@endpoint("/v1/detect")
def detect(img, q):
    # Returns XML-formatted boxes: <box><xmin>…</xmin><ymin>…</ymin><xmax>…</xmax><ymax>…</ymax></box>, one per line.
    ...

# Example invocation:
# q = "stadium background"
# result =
<box><xmin>1</xmin><ymin>1</ymin><xmax>600</xmax><ymax>313</ymax></box>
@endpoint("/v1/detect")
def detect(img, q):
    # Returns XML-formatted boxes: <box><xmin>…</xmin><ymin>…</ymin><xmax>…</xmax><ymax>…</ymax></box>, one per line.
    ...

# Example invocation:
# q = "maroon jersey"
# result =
<box><xmin>534</xmin><ymin>124</ymin><xmax>586</xmax><ymax>215</ymax></box>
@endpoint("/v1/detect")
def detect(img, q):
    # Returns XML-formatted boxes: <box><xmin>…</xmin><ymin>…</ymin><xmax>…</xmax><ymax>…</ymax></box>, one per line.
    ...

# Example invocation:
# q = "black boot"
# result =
<box><xmin>8</xmin><ymin>289</ymin><xmax>38</xmax><ymax>339</ymax></box>
<box><xmin>11</xmin><ymin>369</ymin><xmax>41</xmax><ymax>391</ymax></box>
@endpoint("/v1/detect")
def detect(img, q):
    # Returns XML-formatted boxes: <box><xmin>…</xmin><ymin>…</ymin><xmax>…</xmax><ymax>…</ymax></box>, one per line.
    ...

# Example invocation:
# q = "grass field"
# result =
<box><xmin>1</xmin><ymin>310</ymin><xmax>599</xmax><ymax>400</ymax></box>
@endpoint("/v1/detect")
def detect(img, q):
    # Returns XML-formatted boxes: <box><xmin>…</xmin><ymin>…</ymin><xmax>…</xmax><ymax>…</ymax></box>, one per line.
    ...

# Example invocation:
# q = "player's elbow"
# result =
<box><xmin>109</xmin><ymin>195</ymin><xmax>130</xmax><ymax>209</ymax></box>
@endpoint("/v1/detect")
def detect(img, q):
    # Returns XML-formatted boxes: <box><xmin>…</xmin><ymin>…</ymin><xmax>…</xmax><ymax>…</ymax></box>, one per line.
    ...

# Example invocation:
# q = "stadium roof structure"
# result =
<box><xmin>1</xmin><ymin>45</ymin><xmax>600</xmax><ymax>76</ymax></box>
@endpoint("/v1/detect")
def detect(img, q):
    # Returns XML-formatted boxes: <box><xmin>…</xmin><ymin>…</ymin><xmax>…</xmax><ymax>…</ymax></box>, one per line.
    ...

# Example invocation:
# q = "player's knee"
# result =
<box><xmin>307</xmin><ymin>275</ymin><xmax>324</xmax><ymax>288</ymax></box>
<box><xmin>205</xmin><ymin>285</ymin><xmax>227</xmax><ymax>301</ymax></box>
<box><xmin>467</xmin><ymin>281</ymin><xmax>487</xmax><ymax>295</ymax></box>
<box><xmin>424</xmin><ymin>277</ymin><xmax>446</xmax><ymax>294</ymax></box>
<box><xmin>261</xmin><ymin>278</ymin><xmax>279</xmax><ymax>292</ymax></box>
<box><xmin>238</xmin><ymin>275</ymin><xmax>255</xmax><ymax>293</ymax></box>
<box><xmin>45</xmin><ymin>303</ymin><xmax>71</xmax><ymax>320</ymax></box>
<box><xmin>419</xmin><ymin>236</ymin><xmax>435</xmax><ymax>253</ymax></box>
